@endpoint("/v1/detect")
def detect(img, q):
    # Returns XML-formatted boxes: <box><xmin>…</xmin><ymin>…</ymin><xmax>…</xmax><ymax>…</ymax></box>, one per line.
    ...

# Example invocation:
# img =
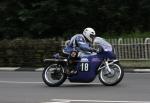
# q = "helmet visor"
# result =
<box><xmin>90</xmin><ymin>34</ymin><xmax>95</xmax><ymax>41</ymax></box>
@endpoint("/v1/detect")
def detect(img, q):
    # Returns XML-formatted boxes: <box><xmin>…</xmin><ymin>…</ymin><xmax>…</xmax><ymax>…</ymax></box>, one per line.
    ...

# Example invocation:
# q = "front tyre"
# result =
<box><xmin>42</xmin><ymin>64</ymin><xmax>67</xmax><ymax>87</ymax></box>
<box><xmin>98</xmin><ymin>63</ymin><xmax>124</xmax><ymax>86</ymax></box>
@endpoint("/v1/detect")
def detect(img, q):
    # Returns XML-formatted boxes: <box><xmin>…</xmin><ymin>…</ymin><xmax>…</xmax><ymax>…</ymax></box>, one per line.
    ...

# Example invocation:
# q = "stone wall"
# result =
<box><xmin>0</xmin><ymin>39</ymin><xmax>62</xmax><ymax>67</ymax></box>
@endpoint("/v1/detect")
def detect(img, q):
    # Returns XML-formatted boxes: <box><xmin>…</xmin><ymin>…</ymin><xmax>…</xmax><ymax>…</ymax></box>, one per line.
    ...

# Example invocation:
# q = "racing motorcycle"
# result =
<box><xmin>42</xmin><ymin>45</ymin><xmax>124</xmax><ymax>87</ymax></box>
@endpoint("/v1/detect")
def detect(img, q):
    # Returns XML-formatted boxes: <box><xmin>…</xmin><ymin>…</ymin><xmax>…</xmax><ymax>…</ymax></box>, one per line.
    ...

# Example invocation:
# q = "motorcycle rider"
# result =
<box><xmin>63</xmin><ymin>27</ymin><xmax>97</xmax><ymax>74</ymax></box>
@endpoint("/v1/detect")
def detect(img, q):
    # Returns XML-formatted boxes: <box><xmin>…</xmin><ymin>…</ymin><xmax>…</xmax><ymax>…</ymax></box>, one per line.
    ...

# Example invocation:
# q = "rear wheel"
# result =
<box><xmin>42</xmin><ymin>64</ymin><xmax>67</xmax><ymax>87</ymax></box>
<box><xmin>98</xmin><ymin>63</ymin><xmax>124</xmax><ymax>86</ymax></box>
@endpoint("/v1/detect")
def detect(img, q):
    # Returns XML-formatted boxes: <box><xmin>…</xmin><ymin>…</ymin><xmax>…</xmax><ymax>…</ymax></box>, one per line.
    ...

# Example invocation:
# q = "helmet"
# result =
<box><xmin>83</xmin><ymin>27</ymin><xmax>96</xmax><ymax>42</ymax></box>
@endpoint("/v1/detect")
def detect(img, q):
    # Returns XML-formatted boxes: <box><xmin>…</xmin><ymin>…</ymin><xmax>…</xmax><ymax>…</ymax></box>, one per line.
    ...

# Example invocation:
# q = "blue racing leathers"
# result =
<box><xmin>63</xmin><ymin>34</ymin><xmax>95</xmax><ymax>55</ymax></box>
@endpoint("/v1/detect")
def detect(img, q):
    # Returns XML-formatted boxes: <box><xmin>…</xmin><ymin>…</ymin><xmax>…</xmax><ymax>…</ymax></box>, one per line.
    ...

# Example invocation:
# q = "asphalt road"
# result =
<box><xmin>0</xmin><ymin>71</ymin><xmax>150</xmax><ymax>103</ymax></box>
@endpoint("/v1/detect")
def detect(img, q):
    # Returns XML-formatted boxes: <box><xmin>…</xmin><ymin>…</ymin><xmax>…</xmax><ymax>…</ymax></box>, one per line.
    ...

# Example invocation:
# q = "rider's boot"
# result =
<box><xmin>67</xmin><ymin>60</ymin><xmax>77</xmax><ymax>76</ymax></box>
<box><xmin>65</xmin><ymin>67</ymin><xmax>77</xmax><ymax>76</ymax></box>
<box><xmin>70</xmin><ymin>65</ymin><xmax>77</xmax><ymax>75</ymax></box>
<box><xmin>65</xmin><ymin>51</ymin><xmax>78</xmax><ymax>76</ymax></box>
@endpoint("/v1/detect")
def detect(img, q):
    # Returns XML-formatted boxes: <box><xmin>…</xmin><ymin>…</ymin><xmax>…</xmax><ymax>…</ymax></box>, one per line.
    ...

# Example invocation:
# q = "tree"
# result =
<box><xmin>0</xmin><ymin>0</ymin><xmax>150</xmax><ymax>39</ymax></box>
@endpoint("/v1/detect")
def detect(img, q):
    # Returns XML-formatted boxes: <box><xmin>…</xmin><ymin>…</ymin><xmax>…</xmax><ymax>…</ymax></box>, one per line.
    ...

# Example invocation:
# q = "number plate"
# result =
<box><xmin>80</xmin><ymin>63</ymin><xmax>89</xmax><ymax>72</ymax></box>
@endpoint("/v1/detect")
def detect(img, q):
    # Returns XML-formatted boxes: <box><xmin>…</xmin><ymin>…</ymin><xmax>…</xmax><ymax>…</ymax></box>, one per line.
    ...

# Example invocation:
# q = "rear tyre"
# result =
<box><xmin>42</xmin><ymin>64</ymin><xmax>67</xmax><ymax>87</ymax></box>
<box><xmin>98</xmin><ymin>63</ymin><xmax>124</xmax><ymax>86</ymax></box>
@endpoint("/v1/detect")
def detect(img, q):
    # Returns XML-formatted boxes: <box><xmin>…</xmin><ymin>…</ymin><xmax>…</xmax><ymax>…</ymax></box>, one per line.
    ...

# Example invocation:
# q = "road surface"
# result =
<box><xmin>0</xmin><ymin>71</ymin><xmax>150</xmax><ymax>103</ymax></box>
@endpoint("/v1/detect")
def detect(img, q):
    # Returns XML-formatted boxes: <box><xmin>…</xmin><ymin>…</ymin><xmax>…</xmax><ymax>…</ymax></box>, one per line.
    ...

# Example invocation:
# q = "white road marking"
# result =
<box><xmin>0</xmin><ymin>81</ymin><xmax>101</xmax><ymax>85</ymax></box>
<box><xmin>133</xmin><ymin>69</ymin><xmax>150</xmax><ymax>72</ymax></box>
<box><xmin>0</xmin><ymin>67</ymin><xmax>19</xmax><ymax>71</ymax></box>
<box><xmin>42</xmin><ymin>99</ymin><xmax>150</xmax><ymax>103</ymax></box>
<box><xmin>0</xmin><ymin>81</ymin><xmax>42</xmax><ymax>84</ymax></box>
<box><xmin>0</xmin><ymin>67</ymin><xmax>149</xmax><ymax>72</ymax></box>
<box><xmin>36</xmin><ymin>68</ymin><xmax>44</xmax><ymax>71</ymax></box>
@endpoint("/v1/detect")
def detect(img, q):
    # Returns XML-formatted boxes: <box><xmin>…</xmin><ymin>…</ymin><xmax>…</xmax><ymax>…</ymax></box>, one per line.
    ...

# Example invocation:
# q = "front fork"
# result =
<box><xmin>98</xmin><ymin>59</ymin><xmax>119</xmax><ymax>74</ymax></box>
<box><xmin>104</xmin><ymin>60</ymin><xmax>112</xmax><ymax>73</ymax></box>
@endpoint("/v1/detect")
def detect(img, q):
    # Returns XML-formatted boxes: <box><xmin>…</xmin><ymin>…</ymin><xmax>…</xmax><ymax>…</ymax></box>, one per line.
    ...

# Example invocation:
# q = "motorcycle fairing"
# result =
<box><xmin>69</xmin><ymin>55</ymin><xmax>102</xmax><ymax>83</ymax></box>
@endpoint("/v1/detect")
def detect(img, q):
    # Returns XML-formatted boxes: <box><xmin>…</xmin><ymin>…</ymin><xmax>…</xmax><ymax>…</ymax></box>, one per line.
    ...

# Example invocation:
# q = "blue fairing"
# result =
<box><xmin>68</xmin><ymin>51</ymin><xmax>116</xmax><ymax>82</ymax></box>
<box><xmin>69</xmin><ymin>55</ymin><xmax>103</xmax><ymax>82</ymax></box>
<box><xmin>98</xmin><ymin>51</ymin><xmax>116</xmax><ymax>60</ymax></box>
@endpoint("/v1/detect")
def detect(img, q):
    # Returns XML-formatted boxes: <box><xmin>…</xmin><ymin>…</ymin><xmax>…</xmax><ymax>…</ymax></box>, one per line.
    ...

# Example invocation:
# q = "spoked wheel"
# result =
<box><xmin>99</xmin><ymin>63</ymin><xmax>124</xmax><ymax>86</ymax></box>
<box><xmin>42</xmin><ymin>64</ymin><xmax>67</xmax><ymax>87</ymax></box>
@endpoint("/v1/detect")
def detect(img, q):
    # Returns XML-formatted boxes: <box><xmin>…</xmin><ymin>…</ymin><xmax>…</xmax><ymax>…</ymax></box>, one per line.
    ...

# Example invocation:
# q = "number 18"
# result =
<box><xmin>81</xmin><ymin>63</ymin><xmax>89</xmax><ymax>71</ymax></box>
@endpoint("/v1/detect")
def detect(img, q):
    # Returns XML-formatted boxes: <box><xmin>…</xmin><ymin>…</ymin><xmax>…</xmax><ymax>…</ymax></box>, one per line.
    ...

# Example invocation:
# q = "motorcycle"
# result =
<box><xmin>42</xmin><ymin>47</ymin><xmax>124</xmax><ymax>87</ymax></box>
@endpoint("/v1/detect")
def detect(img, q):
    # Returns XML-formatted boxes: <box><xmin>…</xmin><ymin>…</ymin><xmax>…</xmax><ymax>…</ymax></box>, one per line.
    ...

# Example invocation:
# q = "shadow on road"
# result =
<box><xmin>41</xmin><ymin>83</ymin><xmax>125</xmax><ymax>88</ymax></box>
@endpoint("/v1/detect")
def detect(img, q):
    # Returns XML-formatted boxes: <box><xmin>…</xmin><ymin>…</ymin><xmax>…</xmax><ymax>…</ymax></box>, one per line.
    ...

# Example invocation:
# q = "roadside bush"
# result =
<box><xmin>0</xmin><ymin>38</ymin><xmax>61</xmax><ymax>67</ymax></box>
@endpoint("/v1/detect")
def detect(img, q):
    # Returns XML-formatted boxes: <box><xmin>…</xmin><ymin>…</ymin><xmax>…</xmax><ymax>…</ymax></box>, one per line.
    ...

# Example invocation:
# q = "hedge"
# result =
<box><xmin>0</xmin><ymin>39</ymin><xmax>62</xmax><ymax>67</ymax></box>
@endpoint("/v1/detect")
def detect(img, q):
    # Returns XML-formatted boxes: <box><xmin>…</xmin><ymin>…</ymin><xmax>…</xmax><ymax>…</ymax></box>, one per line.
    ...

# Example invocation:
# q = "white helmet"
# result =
<box><xmin>83</xmin><ymin>27</ymin><xmax>96</xmax><ymax>42</ymax></box>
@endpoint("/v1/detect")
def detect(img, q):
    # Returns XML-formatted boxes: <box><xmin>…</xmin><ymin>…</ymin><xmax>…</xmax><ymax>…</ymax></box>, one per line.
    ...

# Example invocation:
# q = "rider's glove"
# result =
<box><xmin>91</xmin><ymin>48</ymin><xmax>98</xmax><ymax>53</ymax></box>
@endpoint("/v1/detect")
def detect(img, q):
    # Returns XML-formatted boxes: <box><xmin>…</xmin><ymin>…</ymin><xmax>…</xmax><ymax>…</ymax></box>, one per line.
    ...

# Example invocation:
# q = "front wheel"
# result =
<box><xmin>98</xmin><ymin>63</ymin><xmax>124</xmax><ymax>86</ymax></box>
<box><xmin>42</xmin><ymin>64</ymin><xmax>67</xmax><ymax>87</ymax></box>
